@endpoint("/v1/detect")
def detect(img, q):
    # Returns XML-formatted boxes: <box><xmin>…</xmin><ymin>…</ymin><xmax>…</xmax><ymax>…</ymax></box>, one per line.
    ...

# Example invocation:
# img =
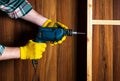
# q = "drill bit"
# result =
<box><xmin>66</xmin><ymin>29</ymin><xmax>86</xmax><ymax>36</ymax></box>
<box><xmin>72</xmin><ymin>31</ymin><xmax>86</xmax><ymax>35</ymax></box>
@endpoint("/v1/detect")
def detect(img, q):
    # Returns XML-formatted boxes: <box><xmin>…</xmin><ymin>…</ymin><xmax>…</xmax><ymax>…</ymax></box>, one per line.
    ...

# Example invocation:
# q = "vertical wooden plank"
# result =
<box><xmin>0</xmin><ymin>12</ymin><xmax>15</xmax><ymax>81</ymax></box>
<box><xmin>57</xmin><ymin>0</ymin><xmax>76</xmax><ymax>81</ymax></box>
<box><xmin>31</xmin><ymin>0</ymin><xmax>58</xmax><ymax>81</ymax></box>
<box><xmin>0</xmin><ymin>13</ymin><xmax>15</xmax><ymax>45</ymax></box>
<box><xmin>93</xmin><ymin>0</ymin><xmax>113</xmax><ymax>20</ymax></box>
<box><xmin>92</xmin><ymin>0</ymin><xmax>113</xmax><ymax>81</ymax></box>
<box><xmin>113</xmin><ymin>26</ymin><xmax>120</xmax><ymax>81</ymax></box>
<box><xmin>93</xmin><ymin>26</ymin><xmax>113</xmax><ymax>81</ymax></box>
<box><xmin>0</xmin><ymin>61</ymin><xmax>14</xmax><ymax>81</ymax></box>
<box><xmin>87</xmin><ymin>0</ymin><xmax>92</xmax><ymax>81</ymax></box>
<box><xmin>113</xmin><ymin>0</ymin><xmax>120</xmax><ymax>81</ymax></box>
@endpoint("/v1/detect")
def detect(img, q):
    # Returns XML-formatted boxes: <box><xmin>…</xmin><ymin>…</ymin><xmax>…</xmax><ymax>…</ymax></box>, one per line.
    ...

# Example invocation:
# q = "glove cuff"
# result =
<box><xmin>42</xmin><ymin>19</ymin><xmax>52</xmax><ymax>27</ymax></box>
<box><xmin>56</xmin><ymin>22</ymin><xmax>68</xmax><ymax>29</ymax></box>
<box><xmin>20</xmin><ymin>46</ymin><xmax>27</xmax><ymax>59</ymax></box>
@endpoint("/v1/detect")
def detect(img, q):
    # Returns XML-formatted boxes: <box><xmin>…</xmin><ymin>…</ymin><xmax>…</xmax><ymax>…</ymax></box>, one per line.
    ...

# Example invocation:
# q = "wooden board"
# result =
<box><xmin>87</xmin><ymin>0</ymin><xmax>92</xmax><ymax>80</ymax></box>
<box><xmin>57</xmin><ymin>0</ymin><xmax>76</xmax><ymax>81</ymax></box>
<box><xmin>91</xmin><ymin>0</ymin><xmax>113</xmax><ymax>81</ymax></box>
<box><xmin>93</xmin><ymin>0</ymin><xmax>113</xmax><ymax>20</ymax></box>
<box><xmin>92</xmin><ymin>20</ymin><xmax>120</xmax><ymax>25</ymax></box>
<box><xmin>113</xmin><ymin>0</ymin><xmax>120</xmax><ymax>81</ymax></box>
<box><xmin>113</xmin><ymin>26</ymin><xmax>120</xmax><ymax>81</ymax></box>
<box><xmin>89</xmin><ymin>0</ymin><xmax>120</xmax><ymax>81</ymax></box>
<box><xmin>93</xmin><ymin>25</ymin><xmax>113</xmax><ymax>81</ymax></box>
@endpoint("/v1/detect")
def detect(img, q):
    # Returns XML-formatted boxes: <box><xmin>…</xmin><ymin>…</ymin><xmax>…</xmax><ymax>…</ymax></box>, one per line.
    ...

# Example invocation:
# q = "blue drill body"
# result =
<box><xmin>35</xmin><ymin>27</ymin><xmax>85</xmax><ymax>42</ymax></box>
<box><xmin>32</xmin><ymin>27</ymin><xmax>69</xmax><ymax>76</ymax></box>
<box><xmin>35</xmin><ymin>27</ymin><xmax>69</xmax><ymax>42</ymax></box>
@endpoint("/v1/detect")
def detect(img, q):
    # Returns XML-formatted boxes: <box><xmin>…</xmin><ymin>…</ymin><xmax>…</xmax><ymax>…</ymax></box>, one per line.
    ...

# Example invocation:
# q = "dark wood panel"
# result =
<box><xmin>113</xmin><ymin>27</ymin><xmax>120</xmax><ymax>81</ymax></box>
<box><xmin>113</xmin><ymin>1</ymin><xmax>120</xmax><ymax>81</ymax></box>
<box><xmin>113</xmin><ymin>0</ymin><xmax>120</xmax><ymax>20</ymax></box>
<box><xmin>0</xmin><ymin>60</ymin><xmax>14</xmax><ymax>81</ymax></box>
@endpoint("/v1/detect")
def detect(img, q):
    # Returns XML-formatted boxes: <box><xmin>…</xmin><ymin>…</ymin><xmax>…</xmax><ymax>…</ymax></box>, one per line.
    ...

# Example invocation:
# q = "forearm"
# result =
<box><xmin>0</xmin><ymin>0</ymin><xmax>48</xmax><ymax>26</ymax></box>
<box><xmin>21</xmin><ymin>9</ymin><xmax>48</xmax><ymax>26</ymax></box>
<box><xmin>0</xmin><ymin>47</ymin><xmax>20</xmax><ymax>60</ymax></box>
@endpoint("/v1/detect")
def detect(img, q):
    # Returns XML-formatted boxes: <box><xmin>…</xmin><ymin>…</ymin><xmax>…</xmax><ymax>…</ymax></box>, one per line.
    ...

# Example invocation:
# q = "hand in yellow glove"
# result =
<box><xmin>20</xmin><ymin>40</ymin><xmax>47</xmax><ymax>60</ymax></box>
<box><xmin>42</xmin><ymin>19</ymin><xmax>68</xmax><ymax>45</ymax></box>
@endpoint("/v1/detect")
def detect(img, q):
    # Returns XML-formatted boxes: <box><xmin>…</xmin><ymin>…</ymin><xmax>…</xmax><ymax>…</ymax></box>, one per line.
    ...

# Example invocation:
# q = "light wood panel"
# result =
<box><xmin>92</xmin><ymin>20</ymin><xmax>120</xmax><ymax>25</ymax></box>
<box><xmin>87</xmin><ymin>0</ymin><xmax>92</xmax><ymax>81</ymax></box>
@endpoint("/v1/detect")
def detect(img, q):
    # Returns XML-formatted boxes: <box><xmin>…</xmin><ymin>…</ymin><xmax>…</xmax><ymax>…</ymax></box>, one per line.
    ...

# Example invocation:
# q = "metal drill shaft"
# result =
<box><xmin>66</xmin><ymin>29</ymin><xmax>86</xmax><ymax>36</ymax></box>
<box><xmin>71</xmin><ymin>31</ymin><xmax>86</xmax><ymax>35</ymax></box>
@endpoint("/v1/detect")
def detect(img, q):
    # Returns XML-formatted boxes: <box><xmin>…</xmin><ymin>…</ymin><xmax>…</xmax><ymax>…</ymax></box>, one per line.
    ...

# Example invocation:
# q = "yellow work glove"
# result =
<box><xmin>20</xmin><ymin>40</ymin><xmax>47</xmax><ymax>60</ymax></box>
<box><xmin>42</xmin><ymin>19</ymin><xmax>68</xmax><ymax>45</ymax></box>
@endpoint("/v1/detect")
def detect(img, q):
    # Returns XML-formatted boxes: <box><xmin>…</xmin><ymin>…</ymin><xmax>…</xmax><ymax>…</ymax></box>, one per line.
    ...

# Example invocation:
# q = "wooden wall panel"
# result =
<box><xmin>89</xmin><ymin>0</ymin><xmax>120</xmax><ymax>81</ymax></box>
<box><xmin>93</xmin><ymin>0</ymin><xmax>113</xmax><ymax>20</ymax></box>
<box><xmin>113</xmin><ymin>26</ymin><xmax>120</xmax><ymax>81</ymax></box>
<box><xmin>0</xmin><ymin>0</ymin><xmax>77</xmax><ymax>81</ymax></box>
<box><xmin>92</xmin><ymin>0</ymin><xmax>113</xmax><ymax>81</ymax></box>
<box><xmin>113</xmin><ymin>0</ymin><xmax>120</xmax><ymax>81</ymax></box>
<box><xmin>30</xmin><ymin>0</ymin><xmax>58</xmax><ymax>81</ymax></box>
<box><xmin>93</xmin><ymin>26</ymin><xmax>113</xmax><ymax>81</ymax></box>
<box><xmin>57</xmin><ymin>0</ymin><xmax>76</xmax><ymax>81</ymax></box>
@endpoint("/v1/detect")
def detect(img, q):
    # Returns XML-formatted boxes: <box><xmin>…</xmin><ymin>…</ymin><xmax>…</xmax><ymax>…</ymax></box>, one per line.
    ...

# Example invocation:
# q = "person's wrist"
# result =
<box><xmin>42</xmin><ymin>19</ymin><xmax>53</xmax><ymax>27</ymax></box>
<box><xmin>40</xmin><ymin>18</ymin><xmax>48</xmax><ymax>26</ymax></box>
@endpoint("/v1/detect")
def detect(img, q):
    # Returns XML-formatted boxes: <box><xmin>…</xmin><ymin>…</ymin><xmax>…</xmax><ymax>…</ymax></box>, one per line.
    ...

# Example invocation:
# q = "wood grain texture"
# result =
<box><xmin>92</xmin><ymin>0</ymin><xmax>113</xmax><ymax>81</ymax></box>
<box><xmin>113</xmin><ymin>0</ymin><xmax>120</xmax><ymax>81</ymax></box>
<box><xmin>30</xmin><ymin>0</ymin><xmax>58</xmax><ymax>81</ymax></box>
<box><xmin>87</xmin><ymin>0</ymin><xmax>92</xmax><ymax>81</ymax></box>
<box><xmin>93</xmin><ymin>26</ymin><xmax>113</xmax><ymax>81</ymax></box>
<box><xmin>0</xmin><ymin>0</ymin><xmax>76</xmax><ymax>81</ymax></box>
<box><xmin>89</xmin><ymin>0</ymin><xmax>120</xmax><ymax>81</ymax></box>
<box><xmin>92</xmin><ymin>20</ymin><xmax>120</xmax><ymax>25</ymax></box>
<box><xmin>57</xmin><ymin>0</ymin><xmax>76</xmax><ymax>81</ymax></box>
<box><xmin>93</xmin><ymin>0</ymin><xmax>113</xmax><ymax>20</ymax></box>
<box><xmin>113</xmin><ymin>27</ymin><xmax>120</xmax><ymax>81</ymax></box>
